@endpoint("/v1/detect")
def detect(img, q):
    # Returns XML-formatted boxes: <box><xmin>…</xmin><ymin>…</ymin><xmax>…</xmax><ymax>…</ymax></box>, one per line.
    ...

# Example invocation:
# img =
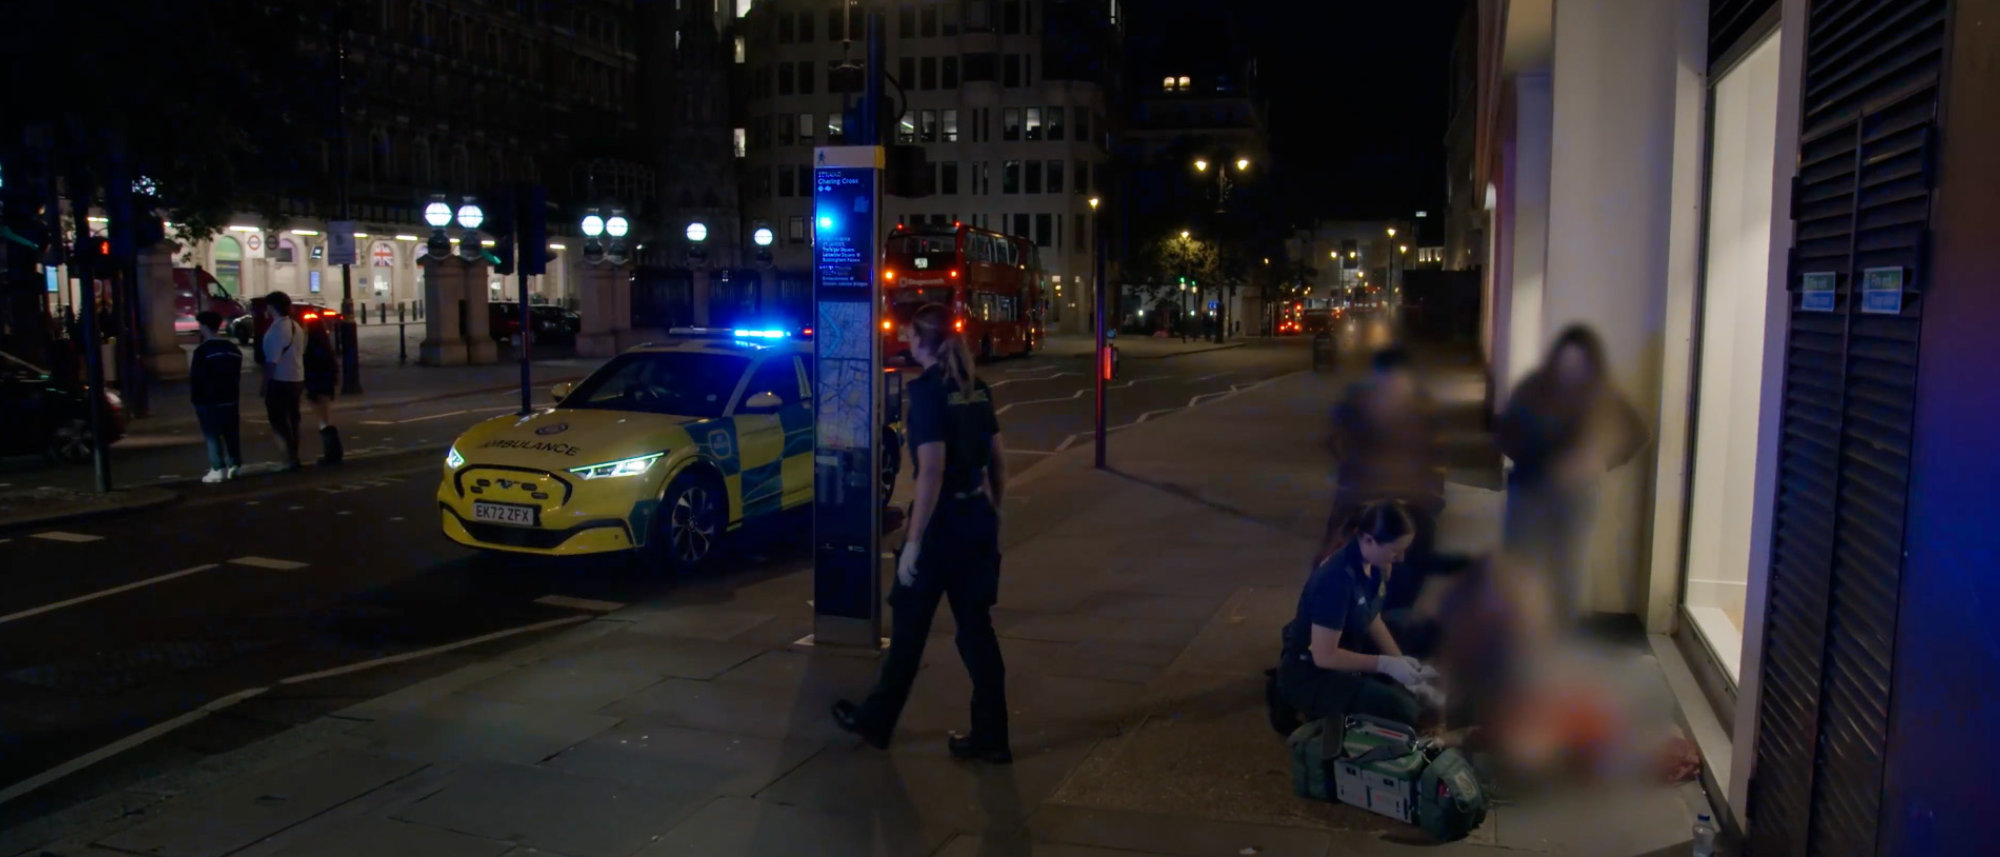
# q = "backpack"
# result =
<box><xmin>1416</xmin><ymin>746</ymin><xmax>1489</xmax><ymax>842</ymax></box>
<box><xmin>1287</xmin><ymin>715</ymin><xmax>1491</xmax><ymax>842</ymax></box>
<box><xmin>303</xmin><ymin>317</ymin><xmax>337</xmax><ymax>376</ymax></box>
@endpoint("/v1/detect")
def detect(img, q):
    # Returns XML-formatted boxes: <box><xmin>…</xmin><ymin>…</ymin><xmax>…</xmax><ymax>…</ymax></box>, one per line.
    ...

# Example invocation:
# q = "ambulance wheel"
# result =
<box><xmin>652</xmin><ymin>471</ymin><xmax>726</xmax><ymax>573</ymax></box>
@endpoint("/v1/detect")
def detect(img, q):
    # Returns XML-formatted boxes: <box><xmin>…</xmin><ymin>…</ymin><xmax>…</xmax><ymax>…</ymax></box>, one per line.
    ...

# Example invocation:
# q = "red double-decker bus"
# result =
<box><xmin>881</xmin><ymin>222</ymin><xmax>1045</xmax><ymax>363</ymax></box>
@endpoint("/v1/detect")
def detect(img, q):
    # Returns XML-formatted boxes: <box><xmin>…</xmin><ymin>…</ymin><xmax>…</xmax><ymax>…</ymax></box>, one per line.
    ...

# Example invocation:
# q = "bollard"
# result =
<box><xmin>398</xmin><ymin>302</ymin><xmax>406</xmax><ymax>323</ymax></box>
<box><xmin>399</xmin><ymin>322</ymin><xmax>408</xmax><ymax>365</ymax></box>
<box><xmin>379</xmin><ymin>303</ymin><xmax>386</xmax><ymax>325</ymax></box>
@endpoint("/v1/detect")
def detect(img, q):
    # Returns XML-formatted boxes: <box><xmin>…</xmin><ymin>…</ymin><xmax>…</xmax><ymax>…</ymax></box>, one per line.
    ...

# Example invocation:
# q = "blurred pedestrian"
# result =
<box><xmin>1276</xmin><ymin>501</ymin><xmax>1432</xmax><ymax>727</ymax></box>
<box><xmin>190</xmin><ymin>311</ymin><xmax>243</xmax><ymax>482</ymax></box>
<box><xmin>1322</xmin><ymin>346</ymin><xmax>1443</xmax><ymax>559</ymax></box>
<box><xmin>835</xmin><ymin>302</ymin><xmax>1012</xmax><ymax>764</ymax></box>
<box><xmin>261</xmin><ymin>291</ymin><xmax>306</xmax><ymax>472</ymax></box>
<box><xmin>1497</xmin><ymin>325</ymin><xmax>1647</xmax><ymax>623</ymax></box>
<box><xmin>301</xmin><ymin>311</ymin><xmax>343</xmax><ymax>466</ymax></box>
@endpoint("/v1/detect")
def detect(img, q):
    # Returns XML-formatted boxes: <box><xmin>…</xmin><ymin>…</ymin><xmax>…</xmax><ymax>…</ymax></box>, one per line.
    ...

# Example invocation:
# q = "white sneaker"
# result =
<box><xmin>201</xmin><ymin>470</ymin><xmax>226</xmax><ymax>484</ymax></box>
<box><xmin>225</xmin><ymin>466</ymin><xmax>240</xmax><ymax>480</ymax></box>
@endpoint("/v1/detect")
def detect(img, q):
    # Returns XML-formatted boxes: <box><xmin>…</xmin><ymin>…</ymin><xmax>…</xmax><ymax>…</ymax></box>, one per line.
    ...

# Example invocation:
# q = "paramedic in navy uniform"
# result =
<box><xmin>1277</xmin><ymin>501</ymin><xmax>1429</xmax><ymax>725</ymax></box>
<box><xmin>835</xmin><ymin>303</ymin><xmax>1012</xmax><ymax>763</ymax></box>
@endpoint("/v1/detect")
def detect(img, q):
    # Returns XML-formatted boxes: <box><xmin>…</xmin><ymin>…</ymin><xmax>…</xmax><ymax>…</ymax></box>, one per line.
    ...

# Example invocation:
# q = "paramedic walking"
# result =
<box><xmin>835</xmin><ymin>303</ymin><xmax>1012</xmax><ymax>764</ymax></box>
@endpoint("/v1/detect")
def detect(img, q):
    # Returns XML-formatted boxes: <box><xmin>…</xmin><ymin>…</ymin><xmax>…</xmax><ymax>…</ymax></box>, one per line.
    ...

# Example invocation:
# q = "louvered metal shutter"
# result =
<box><xmin>1750</xmin><ymin>2</ymin><xmax>1948</xmax><ymax>856</ymax></box>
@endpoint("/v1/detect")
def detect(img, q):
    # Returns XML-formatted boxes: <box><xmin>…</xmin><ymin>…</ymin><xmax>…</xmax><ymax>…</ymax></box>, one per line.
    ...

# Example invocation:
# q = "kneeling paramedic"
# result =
<box><xmin>835</xmin><ymin>302</ymin><xmax>1012</xmax><ymax>763</ymax></box>
<box><xmin>1278</xmin><ymin>501</ymin><xmax>1437</xmax><ymax>726</ymax></box>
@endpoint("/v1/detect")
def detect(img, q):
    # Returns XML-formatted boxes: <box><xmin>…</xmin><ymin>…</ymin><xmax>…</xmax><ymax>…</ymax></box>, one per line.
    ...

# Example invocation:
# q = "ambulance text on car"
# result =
<box><xmin>438</xmin><ymin>328</ymin><xmax>901</xmax><ymax>570</ymax></box>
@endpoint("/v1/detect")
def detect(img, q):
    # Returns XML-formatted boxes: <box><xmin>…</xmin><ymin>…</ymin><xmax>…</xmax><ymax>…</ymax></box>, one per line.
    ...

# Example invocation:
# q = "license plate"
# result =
<box><xmin>472</xmin><ymin>501</ymin><xmax>539</xmax><ymax>527</ymax></box>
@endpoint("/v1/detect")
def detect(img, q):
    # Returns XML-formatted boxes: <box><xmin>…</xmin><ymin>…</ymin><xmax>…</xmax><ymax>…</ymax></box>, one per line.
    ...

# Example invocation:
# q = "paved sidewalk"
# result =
<box><xmin>5</xmin><ymin>351</ymin><xmax>1707</xmax><ymax>857</ymax></box>
<box><xmin>1042</xmin><ymin>332</ymin><xmax>1247</xmax><ymax>359</ymax></box>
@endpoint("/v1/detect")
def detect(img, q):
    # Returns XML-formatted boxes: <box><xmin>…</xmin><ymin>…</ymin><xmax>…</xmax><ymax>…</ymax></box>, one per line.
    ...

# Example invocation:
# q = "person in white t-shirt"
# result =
<box><xmin>261</xmin><ymin>291</ymin><xmax>307</xmax><ymax>471</ymax></box>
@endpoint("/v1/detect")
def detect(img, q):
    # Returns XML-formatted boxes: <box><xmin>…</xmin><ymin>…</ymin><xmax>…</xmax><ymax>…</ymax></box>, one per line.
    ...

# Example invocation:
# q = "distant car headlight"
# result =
<box><xmin>568</xmin><ymin>452</ymin><xmax>664</xmax><ymax>480</ymax></box>
<box><xmin>446</xmin><ymin>445</ymin><xmax>466</xmax><ymax>469</ymax></box>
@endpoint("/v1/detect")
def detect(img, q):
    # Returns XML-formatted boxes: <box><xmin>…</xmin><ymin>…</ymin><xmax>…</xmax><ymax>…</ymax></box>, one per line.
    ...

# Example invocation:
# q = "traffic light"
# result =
<box><xmin>1178</xmin><ymin>276</ymin><xmax>1186</xmax><ymax>286</ymax></box>
<box><xmin>492</xmin><ymin>234</ymin><xmax>515</xmax><ymax>276</ymax></box>
<box><xmin>517</xmin><ymin>184</ymin><xmax>547</xmax><ymax>276</ymax></box>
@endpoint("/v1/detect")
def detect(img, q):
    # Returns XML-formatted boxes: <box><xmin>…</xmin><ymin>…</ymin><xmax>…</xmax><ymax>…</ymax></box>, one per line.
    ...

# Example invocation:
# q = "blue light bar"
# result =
<box><xmin>732</xmin><ymin>329</ymin><xmax>789</xmax><ymax>339</ymax></box>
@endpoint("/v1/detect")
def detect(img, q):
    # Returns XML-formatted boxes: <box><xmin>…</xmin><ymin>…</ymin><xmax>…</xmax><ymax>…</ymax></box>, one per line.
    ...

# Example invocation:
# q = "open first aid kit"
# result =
<box><xmin>1288</xmin><ymin>714</ymin><xmax>1489</xmax><ymax>841</ymax></box>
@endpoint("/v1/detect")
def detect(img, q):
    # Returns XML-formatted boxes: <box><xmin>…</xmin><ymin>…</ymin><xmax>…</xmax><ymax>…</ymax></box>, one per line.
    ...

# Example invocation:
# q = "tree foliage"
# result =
<box><xmin>2</xmin><ymin>1</ymin><xmax>337</xmax><ymax>245</ymax></box>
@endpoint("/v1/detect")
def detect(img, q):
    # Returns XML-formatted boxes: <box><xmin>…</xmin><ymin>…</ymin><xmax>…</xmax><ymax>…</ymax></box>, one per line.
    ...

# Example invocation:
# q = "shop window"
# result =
<box><xmin>1680</xmin><ymin>27</ymin><xmax>1786</xmax><ymax>683</ymax></box>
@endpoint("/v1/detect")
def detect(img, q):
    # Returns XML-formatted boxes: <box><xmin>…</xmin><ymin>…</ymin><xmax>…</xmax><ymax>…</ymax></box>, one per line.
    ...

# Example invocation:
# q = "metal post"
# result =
<box><xmin>71</xmin><ymin>170</ymin><xmax>111</xmax><ymax>492</ymax></box>
<box><xmin>863</xmin><ymin>12</ymin><xmax>884</xmax><ymax>145</ymax></box>
<box><xmin>335</xmin><ymin>12</ymin><xmax>362</xmax><ymax>395</ymax></box>
<box><xmin>518</xmin><ymin>231</ymin><xmax>532</xmax><ymax>417</ymax></box>
<box><xmin>1092</xmin><ymin>209</ymin><xmax>1107</xmax><ymax>470</ymax></box>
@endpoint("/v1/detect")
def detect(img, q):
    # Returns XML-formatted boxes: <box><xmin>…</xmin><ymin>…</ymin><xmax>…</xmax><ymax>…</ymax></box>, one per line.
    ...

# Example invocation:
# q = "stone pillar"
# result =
<box><xmin>692</xmin><ymin>267</ymin><xmax>712</xmax><ymax>327</ymax></box>
<box><xmin>419</xmin><ymin>255</ymin><xmax>467</xmax><ymax>366</ymax></box>
<box><xmin>136</xmin><ymin>242</ymin><xmax>186</xmax><ymax>381</ymax></box>
<box><xmin>611</xmin><ymin>263</ymin><xmax>657</xmax><ymax>351</ymax></box>
<box><xmin>576</xmin><ymin>261</ymin><xmax>634</xmax><ymax>357</ymax></box>
<box><xmin>463</xmin><ymin>258</ymin><xmax>498</xmax><ymax>365</ymax></box>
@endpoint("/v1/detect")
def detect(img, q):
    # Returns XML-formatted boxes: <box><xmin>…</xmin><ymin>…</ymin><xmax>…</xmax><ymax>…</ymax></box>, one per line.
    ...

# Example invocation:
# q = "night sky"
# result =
<box><xmin>1134</xmin><ymin>0</ymin><xmax>1469</xmax><ymax>223</ymax></box>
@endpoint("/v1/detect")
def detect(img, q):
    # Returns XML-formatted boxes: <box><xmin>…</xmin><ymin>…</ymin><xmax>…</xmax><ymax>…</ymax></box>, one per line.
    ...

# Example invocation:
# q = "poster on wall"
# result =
<box><xmin>1801</xmin><ymin>271</ymin><xmax>1836</xmax><ymax>312</ymax></box>
<box><xmin>1860</xmin><ymin>266</ymin><xmax>1904</xmax><ymax>315</ymax></box>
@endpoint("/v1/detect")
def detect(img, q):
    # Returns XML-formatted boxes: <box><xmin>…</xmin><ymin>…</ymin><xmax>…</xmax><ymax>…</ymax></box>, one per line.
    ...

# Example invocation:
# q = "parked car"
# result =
<box><xmin>0</xmin><ymin>350</ymin><xmax>127</xmax><ymax>463</ymax></box>
<box><xmin>173</xmin><ymin>268</ymin><xmax>247</xmax><ymax>334</ymax></box>
<box><xmin>490</xmin><ymin>302</ymin><xmax>582</xmax><ymax>346</ymax></box>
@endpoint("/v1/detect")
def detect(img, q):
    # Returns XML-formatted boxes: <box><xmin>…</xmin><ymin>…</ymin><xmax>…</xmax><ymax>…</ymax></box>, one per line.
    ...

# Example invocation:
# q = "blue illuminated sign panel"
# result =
<box><xmin>810</xmin><ymin>147</ymin><xmax>885</xmax><ymax>637</ymax></box>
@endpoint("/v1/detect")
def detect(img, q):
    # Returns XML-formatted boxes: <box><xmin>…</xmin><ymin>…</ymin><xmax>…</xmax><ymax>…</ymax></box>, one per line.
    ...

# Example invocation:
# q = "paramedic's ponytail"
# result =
<box><xmin>912</xmin><ymin>303</ymin><xmax>977</xmax><ymax>390</ymax></box>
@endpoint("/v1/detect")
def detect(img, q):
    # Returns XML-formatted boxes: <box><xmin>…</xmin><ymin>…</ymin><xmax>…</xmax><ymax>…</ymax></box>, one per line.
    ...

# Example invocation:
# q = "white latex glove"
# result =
<box><xmin>1411</xmin><ymin>682</ymin><xmax>1448</xmax><ymax>712</ymax></box>
<box><xmin>896</xmin><ymin>544</ymin><xmax>920</xmax><ymax>587</ymax></box>
<box><xmin>1378</xmin><ymin>655</ymin><xmax>1426</xmax><ymax>688</ymax></box>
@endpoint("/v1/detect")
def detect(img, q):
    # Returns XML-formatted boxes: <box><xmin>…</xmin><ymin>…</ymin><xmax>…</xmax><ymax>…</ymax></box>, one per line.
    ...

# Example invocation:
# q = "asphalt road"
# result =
<box><xmin>0</xmin><ymin>335</ymin><xmax>1326</xmax><ymax>823</ymax></box>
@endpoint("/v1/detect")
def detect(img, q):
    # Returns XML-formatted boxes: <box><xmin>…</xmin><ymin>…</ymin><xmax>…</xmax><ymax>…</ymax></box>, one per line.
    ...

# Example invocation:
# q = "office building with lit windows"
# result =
<box><xmin>733</xmin><ymin>0</ymin><xmax>1123</xmax><ymax>332</ymax></box>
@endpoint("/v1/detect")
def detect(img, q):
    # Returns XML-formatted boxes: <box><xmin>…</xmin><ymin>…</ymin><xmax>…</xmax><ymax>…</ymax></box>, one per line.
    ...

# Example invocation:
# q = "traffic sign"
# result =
<box><xmin>327</xmin><ymin>221</ymin><xmax>358</xmax><ymax>265</ymax></box>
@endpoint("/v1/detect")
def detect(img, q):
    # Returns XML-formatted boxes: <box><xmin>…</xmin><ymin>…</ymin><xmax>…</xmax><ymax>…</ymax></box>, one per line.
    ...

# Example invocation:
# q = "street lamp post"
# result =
<box><xmin>1090</xmin><ymin>196</ymin><xmax>1106</xmax><ymax>470</ymax></box>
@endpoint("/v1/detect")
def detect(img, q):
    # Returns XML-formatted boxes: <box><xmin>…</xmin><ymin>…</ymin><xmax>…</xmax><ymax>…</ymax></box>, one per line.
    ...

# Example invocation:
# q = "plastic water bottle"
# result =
<box><xmin>1691</xmin><ymin>814</ymin><xmax>1717</xmax><ymax>857</ymax></box>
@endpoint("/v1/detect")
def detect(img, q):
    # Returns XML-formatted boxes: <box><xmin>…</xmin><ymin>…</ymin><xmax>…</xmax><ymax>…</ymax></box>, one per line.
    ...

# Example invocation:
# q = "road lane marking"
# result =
<box><xmin>1004</xmin><ymin>448</ymin><xmax>1055</xmax><ymax>456</ymax></box>
<box><xmin>994</xmin><ymin>388</ymin><xmax>1089</xmax><ymax>415</ymax></box>
<box><xmin>989</xmin><ymin>371</ymin><xmax>1079</xmax><ymax>388</ymax></box>
<box><xmin>229</xmin><ymin>556</ymin><xmax>310</xmax><ymax>570</ymax></box>
<box><xmin>0</xmin><ymin>565</ymin><xmax>220</xmax><ymax>627</ymax></box>
<box><xmin>0</xmin><ymin>686</ymin><xmax>270</xmax><ymax>807</ymax></box>
<box><xmin>535</xmin><ymin>594</ymin><xmax>626</xmax><ymax>613</ymax></box>
<box><xmin>278</xmin><ymin>614</ymin><xmax>592</xmax><ymax>685</ymax></box>
<box><xmin>0</xmin><ymin>614</ymin><xmax>596</xmax><ymax>807</ymax></box>
<box><xmin>391</xmin><ymin>405</ymin><xmax>521</xmax><ymax>425</ymax></box>
<box><xmin>30</xmin><ymin>531</ymin><xmax>103</xmax><ymax>543</ymax></box>
<box><xmin>359</xmin><ymin>420</ymin><xmax>396</xmax><ymax>426</ymax></box>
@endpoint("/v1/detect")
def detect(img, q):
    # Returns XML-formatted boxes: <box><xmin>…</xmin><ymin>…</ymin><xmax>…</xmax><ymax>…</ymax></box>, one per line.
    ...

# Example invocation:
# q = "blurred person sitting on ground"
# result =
<box><xmin>1276</xmin><ymin>501</ymin><xmax>1438</xmax><ymax>728</ymax></box>
<box><xmin>1496</xmin><ymin>325</ymin><xmax>1647</xmax><ymax>624</ymax></box>
<box><xmin>1430</xmin><ymin>554</ymin><xmax>1701</xmax><ymax>788</ymax></box>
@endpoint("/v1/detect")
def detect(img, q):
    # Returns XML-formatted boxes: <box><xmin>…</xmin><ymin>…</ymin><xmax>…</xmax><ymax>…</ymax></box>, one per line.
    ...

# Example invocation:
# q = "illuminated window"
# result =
<box><xmin>733</xmin><ymin>128</ymin><xmax>747</xmax><ymax>158</ymax></box>
<box><xmin>734</xmin><ymin>36</ymin><xmax>745</xmax><ymax>63</ymax></box>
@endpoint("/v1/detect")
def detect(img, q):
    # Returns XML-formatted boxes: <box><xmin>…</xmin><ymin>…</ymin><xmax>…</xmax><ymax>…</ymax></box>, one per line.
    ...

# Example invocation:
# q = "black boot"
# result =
<box><xmin>317</xmin><ymin>425</ymin><xmax>344</xmax><ymax>466</ymax></box>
